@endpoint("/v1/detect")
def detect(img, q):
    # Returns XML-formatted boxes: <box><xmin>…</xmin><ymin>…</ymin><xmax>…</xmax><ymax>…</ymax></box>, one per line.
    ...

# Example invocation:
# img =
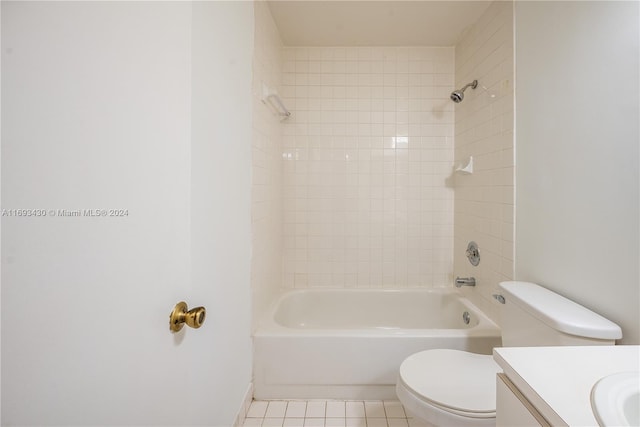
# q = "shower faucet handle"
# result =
<box><xmin>465</xmin><ymin>241</ymin><xmax>480</xmax><ymax>266</ymax></box>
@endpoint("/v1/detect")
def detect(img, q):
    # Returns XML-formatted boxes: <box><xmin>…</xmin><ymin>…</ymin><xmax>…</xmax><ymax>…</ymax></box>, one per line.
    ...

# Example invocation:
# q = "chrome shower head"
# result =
<box><xmin>450</xmin><ymin>91</ymin><xmax>464</xmax><ymax>103</ymax></box>
<box><xmin>450</xmin><ymin>80</ymin><xmax>478</xmax><ymax>103</ymax></box>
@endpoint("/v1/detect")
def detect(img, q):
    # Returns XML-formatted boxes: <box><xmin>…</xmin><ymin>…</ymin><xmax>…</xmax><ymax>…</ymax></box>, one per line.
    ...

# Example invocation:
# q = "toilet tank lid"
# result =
<box><xmin>499</xmin><ymin>281</ymin><xmax>622</xmax><ymax>340</ymax></box>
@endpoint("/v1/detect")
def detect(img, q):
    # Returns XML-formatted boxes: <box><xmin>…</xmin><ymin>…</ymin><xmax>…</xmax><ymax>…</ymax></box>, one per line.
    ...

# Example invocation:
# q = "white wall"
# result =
<box><xmin>190</xmin><ymin>2</ymin><xmax>254</xmax><ymax>423</ymax></box>
<box><xmin>251</xmin><ymin>1</ymin><xmax>284</xmax><ymax>332</ymax></box>
<box><xmin>2</xmin><ymin>2</ymin><xmax>254</xmax><ymax>425</ymax></box>
<box><xmin>515</xmin><ymin>1</ymin><xmax>639</xmax><ymax>344</ymax></box>
<box><xmin>0</xmin><ymin>2</ymin><xmax>3</xmax><ymax>420</ymax></box>
<box><xmin>453</xmin><ymin>0</ymin><xmax>514</xmax><ymax>322</ymax></box>
<box><xmin>281</xmin><ymin>47</ymin><xmax>455</xmax><ymax>288</ymax></box>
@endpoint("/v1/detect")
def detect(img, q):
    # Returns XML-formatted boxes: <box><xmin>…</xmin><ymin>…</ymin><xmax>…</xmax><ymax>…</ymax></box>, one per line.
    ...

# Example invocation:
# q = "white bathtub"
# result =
<box><xmin>253</xmin><ymin>288</ymin><xmax>501</xmax><ymax>399</ymax></box>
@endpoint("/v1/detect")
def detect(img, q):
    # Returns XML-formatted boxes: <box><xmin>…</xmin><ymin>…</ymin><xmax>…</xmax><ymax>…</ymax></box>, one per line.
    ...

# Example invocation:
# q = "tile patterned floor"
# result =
<box><xmin>243</xmin><ymin>400</ymin><xmax>427</xmax><ymax>427</ymax></box>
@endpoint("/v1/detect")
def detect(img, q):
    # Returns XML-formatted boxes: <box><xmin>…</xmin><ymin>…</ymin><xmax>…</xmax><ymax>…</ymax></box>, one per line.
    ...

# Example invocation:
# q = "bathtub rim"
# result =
<box><xmin>254</xmin><ymin>287</ymin><xmax>501</xmax><ymax>338</ymax></box>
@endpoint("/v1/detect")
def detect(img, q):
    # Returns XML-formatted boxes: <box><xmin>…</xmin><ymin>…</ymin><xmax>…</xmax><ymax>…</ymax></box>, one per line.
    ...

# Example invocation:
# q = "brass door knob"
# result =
<box><xmin>169</xmin><ymin>301</ymin><xmax>206</xmax><ymax>332</ymax></box>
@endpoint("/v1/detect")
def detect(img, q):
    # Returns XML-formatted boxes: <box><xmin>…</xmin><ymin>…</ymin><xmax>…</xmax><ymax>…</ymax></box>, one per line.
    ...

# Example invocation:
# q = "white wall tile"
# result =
<box><xmin>453</xmin><ymin>1</ymin><xmax>514</xmax><ymax>322</ymax></box>
<box><xmin>283</xmin><ymin>47</ymin><xmax>455</xmax><ymax>288</ymax></box>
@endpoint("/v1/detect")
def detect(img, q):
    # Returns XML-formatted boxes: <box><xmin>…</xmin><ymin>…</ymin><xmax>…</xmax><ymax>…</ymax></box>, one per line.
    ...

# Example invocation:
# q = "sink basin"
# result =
<box><xmin>591</xmin><ymin>372</ymin><xmax>640</xmax><ymax>427</ymax></box>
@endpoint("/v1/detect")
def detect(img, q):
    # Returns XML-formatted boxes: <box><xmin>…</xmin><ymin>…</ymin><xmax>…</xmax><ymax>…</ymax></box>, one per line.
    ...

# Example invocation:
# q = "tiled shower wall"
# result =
<box><xmin>280</xmin><ymin>47</ymin><xmax>456</xmax><ymax>288</ymax></box>
<box><xmin>251</xmin><ymin>1</ymin><xmax>284</xmax><ymax>330</ymax></box>
<box><xmin>453</xmin><ymin>1</ymin><xmax>514</xmax><ymax>320</ymax></box>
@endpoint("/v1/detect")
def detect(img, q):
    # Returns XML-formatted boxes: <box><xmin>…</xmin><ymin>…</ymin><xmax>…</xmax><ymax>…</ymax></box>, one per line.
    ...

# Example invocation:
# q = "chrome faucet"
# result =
<box><xmin>455</xmin><ymin>277</ymin><xmax>476</xmax><ymax>287</ymax></box>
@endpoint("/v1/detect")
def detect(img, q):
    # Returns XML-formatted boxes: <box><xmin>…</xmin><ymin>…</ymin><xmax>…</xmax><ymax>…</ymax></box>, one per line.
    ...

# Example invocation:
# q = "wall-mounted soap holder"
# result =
<box><xmin>455</xmin><ymin>156</ymin><xmax>473</xmax><ymax>174</ymax></box>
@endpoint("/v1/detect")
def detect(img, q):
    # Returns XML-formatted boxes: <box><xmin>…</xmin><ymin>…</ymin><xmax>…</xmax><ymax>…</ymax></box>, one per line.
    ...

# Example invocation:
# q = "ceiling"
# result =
<box><xmin>266</xmin><ymin>1</ymin><xmax>492</xmax><ymax>46</ymax></box>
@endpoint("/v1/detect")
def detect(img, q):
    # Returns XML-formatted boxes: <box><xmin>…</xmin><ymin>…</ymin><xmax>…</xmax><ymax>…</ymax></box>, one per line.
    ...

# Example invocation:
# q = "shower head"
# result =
<box><xmin>450</xmin><ymin>80</ymin><xmax>478</xmax><ymax>103</ymax></box>
<box><xmin>450</xmin><ymin>91</ymin><xmax>464</xmax><ymax>103</ymax></box>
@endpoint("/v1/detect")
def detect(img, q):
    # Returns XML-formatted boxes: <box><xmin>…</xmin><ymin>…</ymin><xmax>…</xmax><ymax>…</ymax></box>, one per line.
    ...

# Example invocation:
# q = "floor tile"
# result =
<box><xmin>243</xmin><ymin>418</ymin><xmax>262</xmax><ymax>427</ymax></box>
<box><xmin>383</xmin><ymin>401</ymin><xmax>406</xmax><ymax>418</ymax></box>
<box><xmin>247</xmin><ymin>401</ymin><xmax>269</xmax><ymax>418</ymax></box>
<box><xmin>407</xmin><ymin>418</ymin><xmax>429</xmax><ymax>427</ymax></box>
<box><xmin>263</xmin><ymin>418</ymin><xmax>285</xmax><ymax>427</ymax></box>
<box><xmin>245</xmin><ymin>398</ymin><xmax>410</xmax><ymax>427</ymax></box>
<box><xmin>303</xmin><ymin>418</ymin><xmax>324</xmax><ymax>427</ymax></box>
<box><xmin>286</xmin><ymin>401</ymin><xmax>307</xmax><ymax>418</ymax></box>
<box><xmin>345</xmin><ymin>418</ymin><xmax>367</xmax><ymax>427</ymax></box>
<box><xmin>387</xmin><ymin>419</ymin><xmax>409</xmax><ymax>427</ymax></box>
<box><xmin>364</xmin><ymin>401</ymin><xmax>386</xmax><ymax>418</ymax></box>
<box><xmin>266</xmin><ymin>401</ymin><xmax>288</xmax><ymax>418</ymax></box>
<box><xmin>345</xmin><ymin>401</ymin><xmax>365</xmax><ymax>418</ymax></box>
<box><xmin>367</xmin><ymin>418</ymin><xmax>388</xmax><ymax>427</ymax></box>
<box><xmin>325</xmin><ymin>418</ymin><xmax>346</xmax><ymax>427</ymax></box>
<box><xmin>326</xmin><ymin>401</ymin><xmax>346</xmax><ymax>418</ymax></box>
<box><xmin>306</xmin><ymin>401</ymin><xmax>327</xmax><ymax>418</ymax></box>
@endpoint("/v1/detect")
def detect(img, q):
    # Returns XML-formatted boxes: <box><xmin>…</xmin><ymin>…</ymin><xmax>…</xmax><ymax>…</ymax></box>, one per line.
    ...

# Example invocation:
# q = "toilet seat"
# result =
<box><xmin>397</xmin><ymin>349</ymin><xmax>502</xmax><ymax>418</ymax></box>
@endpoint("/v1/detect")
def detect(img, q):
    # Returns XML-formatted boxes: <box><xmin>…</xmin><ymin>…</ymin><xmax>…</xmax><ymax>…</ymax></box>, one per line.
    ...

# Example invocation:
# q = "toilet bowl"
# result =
<box><xmin>396</xmin><ymin>349</ymin><xmax>500</xmax><ymax>427</ymax></box>
<box><xmin>396</xmin><ymin>281</ymin><xmax>623</xmax><ymax>427</ymax></box>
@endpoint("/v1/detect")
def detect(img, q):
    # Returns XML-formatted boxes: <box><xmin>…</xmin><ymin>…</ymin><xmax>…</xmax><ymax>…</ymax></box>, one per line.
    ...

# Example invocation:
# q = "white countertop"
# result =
<box><xmin>493</xmin><ymin>345</ymin><xmax>640</xmax><ymax>426</ymax></box>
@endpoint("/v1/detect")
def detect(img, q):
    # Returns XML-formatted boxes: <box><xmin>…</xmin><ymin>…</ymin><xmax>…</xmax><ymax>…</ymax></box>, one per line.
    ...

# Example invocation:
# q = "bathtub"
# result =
<box><xmin>253</xmin><ymin>288</ymin><xmax>501</xmax><ymax>400</ymax></box>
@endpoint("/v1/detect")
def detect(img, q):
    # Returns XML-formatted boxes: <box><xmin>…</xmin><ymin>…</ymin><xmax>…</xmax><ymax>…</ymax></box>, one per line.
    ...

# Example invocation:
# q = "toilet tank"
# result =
<box><xmin>499</xmin><ymin>281</ymin><xmax>622</xmax><ymax>347</ymax></box>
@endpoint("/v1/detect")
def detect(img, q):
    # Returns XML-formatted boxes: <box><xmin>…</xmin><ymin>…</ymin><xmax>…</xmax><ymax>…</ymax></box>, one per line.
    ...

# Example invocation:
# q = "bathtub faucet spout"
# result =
<box><xmin>455</xmin><ymin>277</ymin><xmax>476</xmax><ymax>287</ymax></box>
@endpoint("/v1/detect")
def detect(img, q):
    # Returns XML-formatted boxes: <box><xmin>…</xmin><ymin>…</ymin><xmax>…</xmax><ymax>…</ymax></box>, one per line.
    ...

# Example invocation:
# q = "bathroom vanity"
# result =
<box><xmin>493</xmin><ymin>345</ymin><xmax>640</xmax><ymax>426</ymax></box>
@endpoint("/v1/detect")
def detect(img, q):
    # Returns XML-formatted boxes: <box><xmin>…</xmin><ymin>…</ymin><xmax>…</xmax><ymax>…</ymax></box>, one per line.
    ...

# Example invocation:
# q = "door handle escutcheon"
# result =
<box><xmin>169</xmin><ymin>301</ymin><xmax>206</xmax><ymax>332</ymax></box>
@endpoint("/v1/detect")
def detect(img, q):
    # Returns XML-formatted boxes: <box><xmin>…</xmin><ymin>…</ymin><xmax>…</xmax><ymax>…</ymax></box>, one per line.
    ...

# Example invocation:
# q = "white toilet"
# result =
<box><xmin>396</xmin><ymin>281</ymin><xmax>622</xmax><ymax>427</ymax></box>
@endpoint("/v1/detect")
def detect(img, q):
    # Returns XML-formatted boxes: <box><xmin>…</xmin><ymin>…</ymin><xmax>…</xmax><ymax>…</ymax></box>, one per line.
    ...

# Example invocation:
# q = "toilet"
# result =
<box><xmin>396</xmin><ymin>281</ymin><xmax>622</xmax><ymax>427</ymax></box>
